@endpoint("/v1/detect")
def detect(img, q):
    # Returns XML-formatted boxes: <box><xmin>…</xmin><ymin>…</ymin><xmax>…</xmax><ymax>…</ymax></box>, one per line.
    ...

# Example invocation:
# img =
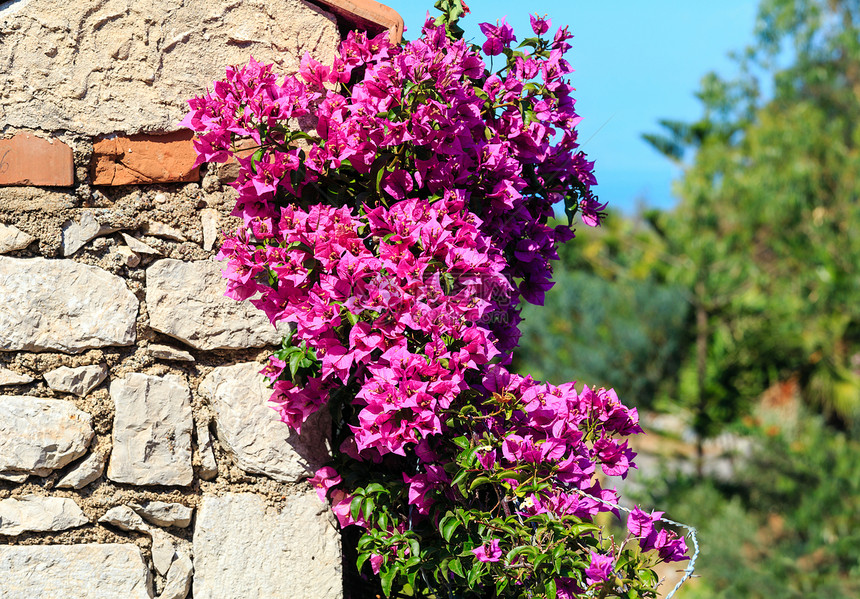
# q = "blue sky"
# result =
<box><xmin>382</xmin><ymin>1</ymin><xmax>760</xmax><ymax>213</ymax></box>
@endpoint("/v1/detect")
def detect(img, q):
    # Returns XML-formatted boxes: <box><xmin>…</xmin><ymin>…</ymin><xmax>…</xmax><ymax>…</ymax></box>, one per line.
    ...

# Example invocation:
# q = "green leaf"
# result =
<box><xmin>356</xmin><ymin>552</ymin><xmax>370</xmax><ymax>573</ymax></box>
<box><xmin>448</xmin><ymin>557</ymin><xmax>465</xmax><ymax>578</ymax></box>
<box><xmin>466</xmin><ymin>560</ymin><xmax>484</xmax><ymax>588</ymax></box>
<box><xmin>440</xmin><ymin>513</ymin><xmax>460</xmax><ymax>542</ymax></box>
<box><xmin>362</xmin><ymin>497</ymin><xmax>375</xmax><ymax>523</ymax></box>
<box><xmin>380</xmin><ymin>566</ymin><xmax>396</xmax><ymax>598</ymax></box>
<box><xmin>350</xmin><ymin>495</ymin><xmax>363</xmax><ymax>522</ymax></box>
<box><xmin>495</xmin><ymin>576</ymin><xmax>509</xmax><ymax>595</ymax></box>
<box><xmin>289</xmin><ymin>351</ymin><xmax>302</xmax><ymax>379</ymax></box>
<box><xmin>468</xmin><ymin>476</ymin><xmax>492</xmax><ymax>492</ymax></box>
<box><xmin>545</xmin><ymin>578</ymin><xmax>558</xmax><ymax>599</ymax></box>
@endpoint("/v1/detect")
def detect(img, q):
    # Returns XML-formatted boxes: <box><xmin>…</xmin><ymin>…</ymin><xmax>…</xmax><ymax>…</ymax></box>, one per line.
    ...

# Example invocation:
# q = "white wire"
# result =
<box><xmin>572</xmin><ymin>488</ymin><xmax>699</xmax><ymax>599</ymax></box>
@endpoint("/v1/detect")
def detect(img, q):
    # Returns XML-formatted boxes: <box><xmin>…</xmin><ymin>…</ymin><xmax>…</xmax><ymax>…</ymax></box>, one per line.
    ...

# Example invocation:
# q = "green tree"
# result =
<box><xmin>645</xmin><ymin>0</ymin><xmax>860</xmax><ymax>444</ymax></box>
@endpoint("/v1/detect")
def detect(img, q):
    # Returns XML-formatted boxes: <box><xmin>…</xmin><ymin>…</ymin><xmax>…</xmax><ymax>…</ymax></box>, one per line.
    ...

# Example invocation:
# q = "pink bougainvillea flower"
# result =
<box><xmin>530</xmin><ymin>14</ymin><xmax>551</xmax><ymax>36</ymax></box>
<box><xmin>472</xmin><ymin>539</ymin><xmax>502</xmax><ymax>563</ymax></box>
<box><xmin>585</xmin><ymin>551</ymin><xmax>615</xmax><ymax>585</ymax></box>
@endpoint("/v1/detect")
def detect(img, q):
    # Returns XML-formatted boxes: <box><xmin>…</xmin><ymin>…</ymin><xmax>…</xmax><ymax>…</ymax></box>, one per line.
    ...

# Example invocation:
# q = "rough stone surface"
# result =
<box><xmin>150</xmin><ymin>528</ymin><xmax>179</xmax><ymax>575</ymax></box>
<box><xmin>0</xmin><ymin>544</ymin><xmax>153</xmax><ymax>598</ymax></box>
<box><xmin>200</xmin><ymin>208</ymin><xmax>219</xmax><ymax>251</ymax></box>
<box><xmin>99</xmin><ymin>505</ymin><xmax>149</xmax><ymax>533</ymax></box>
<box><xmin>161</xmin><ymin>550</ymin><xmax>193</xmax><ymax>599</ymax></box>
<box><xmin>100</xmin><ymin>505</ymin><xmax>185</xmax><ymax>576</ymax></box>
<box><xmin>0</xmin><ymin>396</ymin><xmax>94</xmax><ymax>475</ymax></box>
<box><xmin>129</xmin><ymin>501</ymin><xmax>193</xmax><ymax>528</ymax></box>
<box><xmin>0</xmin><ymin>223</ymin><xmax>35</xmax><ymax>254</ymax></box>
<box><xmin>114</xmin><ymin>245</ymin><xmax>141</xmax><ymax>267</ymax></box>
<box><xmin>121</xmin><ymin>232</ymin><xmax>160</xmax><ymax>255</ymax></box>
<box><xmin>91</xmin><ymin>131</ymin><xmax>199</xmax><ymax>185</ymax></box>
<box><xmin>0</xmin><ymin>257</ymin><xmax>138</xmax><ymax>353</ymax></box>
<box><xmin>0</xmin><ymin>367</ymin><xmax>34</xmax><ymax>386</ymax></box>
<box><xmin>0</xmin><ymin>0</ymin><xmax>339</xmax><ymax>135</ymax></box>
<box><xmin>193</xmin><ymin>492</ymin><xmax>341</xmax><ymax>599</ymax></box>
<box><xmin>0</xmin><ymin>471</ymin><xmax>28</xmax><ymax>483</ymax></box>
<box><xmin>56</xmin><ymin>451</ymin><xmax>107</xmax><ymax>489</ymax></box>
<box><xmin>61</xmin><ymin>211</ymin><xmax>119</xmax><ymax>256</ymax></box>
<box><xmin>195</xmin><ymin>420</ymin><xmax>218</xmax><ymax>481</ymax></box>
<box><xmin>108</xmin><ymin>373</ymin><xmax>193</xmax><ymax>487</ymax></box>
<box><xmin>142</xmin><ymin>220</ymin><xmax>186</xmax><ymax>241</ymax></box>
<box><xmin>146</xmin><ymin>259</ymin><xmax>285</xmax><ymax>350</ymax></box>
<box><xmin>43</xmin><ymin>363</ymin><xmax>109</xmax><ymax>396</ymax></box>
<box><xmin>146</xmin><ymin>344</ymin><xmax>195</xmax><ymax>362</ymax></box>
<box><xmin>200</xmin><ymin>362</ymin><xmax>329</xmax><ymax>483</ymax></box>
<box><xmin>0</xmin><ymin>495</ymin><xmax>88</xmax><ymax>535</ymax></box>
<box><xmin>0</xmin><ymin>133</ymin><xmax>74</xmax><ymax>186</ymax></box>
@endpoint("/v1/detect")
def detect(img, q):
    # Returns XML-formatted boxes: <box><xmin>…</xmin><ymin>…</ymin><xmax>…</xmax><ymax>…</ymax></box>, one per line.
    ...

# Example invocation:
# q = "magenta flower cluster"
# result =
<box><xmin>182</xmin><ymin>11</ymin><xmax>685</xmax><ymax>597</ymax></box>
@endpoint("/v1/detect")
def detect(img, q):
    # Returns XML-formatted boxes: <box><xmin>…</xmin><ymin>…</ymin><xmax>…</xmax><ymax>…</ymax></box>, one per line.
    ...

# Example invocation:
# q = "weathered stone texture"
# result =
<box><xmin>0</xmin><ymin>544</ymin><xmax>153</xmax><ymax>598</ymax></box>
<box><xmin>200</xmin><ymin>362</ymin><xmax>329</xmax><ymax>482</ymax></box>
<box><xmin>0</xmin><ymin>223</ymin><xmax>35</xmax><ymax>254</ymax></box>
<box><xmin>146</xmin><ymin>344</ymin><xmax>194</xmax><ymax>362</ymax></box>
<box><xmin>43</xmin><ymin>363</ymin><xmax>109</xmax><ymax>396</ymax></box>
<box><xmin>0</xmin><ymin>396</ymin><xmax>94</xmax><ymax>475</ymax></box>
<box><xmin>161</xmin><ymin>550</ymin><xmax>193</xmax><ymax>599</ymax></box>
<box><xmin>193</xmin><ymin>492</ymin><xmax>341</xmax><ymax>599</ymax></box>
<box><xmin>146</xmin><ymin>259</ymin><xmax>285</xmax><ymax>350</ymax></box>
<box><xmin>129</xmin><ymin>500</ymin><xmax>193</xmax><ymax>528</ymax></box>
<box><xmin>0</xmin><ymin>368</ymin><xmax>33</xmax><ymax>386</ymax></box>
<box><xmin>108</xmin><ymin>373</ymin><xmax>194</xmax><ymax>486</ymax></box>
<box><xmin>56</xmin><ymin>450</ymin><xmax>107</xmax><ymax>489</ymax></box>
<box><xmin>0</xmin><ymin>257</ymin><xmax>138</xmax><ymax>353</ymax></box>
<box><xmin>0</xmin><ymin>0</ymin><xmax>339</xmax><ymax>135</ymax></box>
<box><xmin>0</xmin><ymin>495</ymin><xmax>88</xmax><ymax>536</ymax></box>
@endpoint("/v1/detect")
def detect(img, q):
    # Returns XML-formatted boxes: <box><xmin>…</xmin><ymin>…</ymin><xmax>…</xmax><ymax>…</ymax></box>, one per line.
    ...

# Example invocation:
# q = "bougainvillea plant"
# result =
<box><xmin>182</xmin><ymin>2</ymin><xmax>690</xmax><ymax>597</ymax></box>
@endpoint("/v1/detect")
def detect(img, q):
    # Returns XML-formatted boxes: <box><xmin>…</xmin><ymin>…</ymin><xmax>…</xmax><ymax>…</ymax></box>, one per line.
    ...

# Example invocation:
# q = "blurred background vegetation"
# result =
<box><xmin>513</xmin><ymin>0</ymin><xmax>860</xmax><ymax>596</ymax></box>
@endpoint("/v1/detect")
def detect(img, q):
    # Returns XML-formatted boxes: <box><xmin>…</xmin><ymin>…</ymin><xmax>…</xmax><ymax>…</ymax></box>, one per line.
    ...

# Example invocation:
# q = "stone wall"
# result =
<box><xmin>0</xmin><ymin>0</ymin><xmax>401</xmax><ymax>596</ymax></box>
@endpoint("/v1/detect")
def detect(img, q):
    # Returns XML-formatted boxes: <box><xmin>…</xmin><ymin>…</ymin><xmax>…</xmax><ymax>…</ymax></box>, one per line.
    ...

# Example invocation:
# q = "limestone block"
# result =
<box><xmin>43</xmin><ymin>363</ymin><xmax>109</xmax><ymax>396</ymax></box>
<box><xmin>0</xmin><ymin>495</ymin><xmax>88</xmax><ymax>536</ymax></box>
<box><xmin>195</xmin><ymin>420</ymin><xmax>218</xmax><ymax>480</ymax></box>
<box><xmin>0</xmin><ymin>0</ymin><xmax>339</xmax><ymax>135</ymax></box>
<box><xmin>114</xmin><ymin>245</ymin><xmax>141</xmax><ymax>267</ymax></box>
<box><xmin>0</xmin><ymin>396</ymin><xmax>94</xmax><ymax>475</ymax></box>
<box><xmin>56</xmin><ymin>451</ymin><xmax>107</xmax><ymax>489</ymax></box>
<box><xmin>142</xmin><ymin>220</ymin><xmax>186</xmax><ymax>241</ymax></box>
<box><xmin>0</xmin><ymin>544</ymin><xmax>153</xmax><ymax>598</ymax></box>
<box><xmin>161</xmin><ymin>550</ymin><xmax>193</xmax><ymax>599</ymax></box>
<box><xmin>0</xmin><ymin>223</ymin><xmax>35</xmax><ymax>253</ymax></box>
<box><xmin>129</xmin><ymin>501</ymin><xmax>193</xmax><ymax>528</ymax></box>
<box><xmin>107</xmin><ymin>373</ymin><xmax>193</xmax><ymax>487</ymax></box>
<box><xmin>0</xmin><ymin>368</ymin><xmax>34</xmax><ymax>386</ymax></box>
<box><xmin>199</xmin><ymin>363</ymin><xmax>329</xmax><ymax>483</ymax></box>
<box><xmin>61</xmin><ymin>211</ymin><xmax>120</xmax><ymax>256</ymax></box>
<box><xmin>0</xmin><ymin>471</ymin><xmax>28</xmax><ymax>483</ymax></box>
<box><xmin>146</xmin><ymin>259</ymin><xmax>285</xmax><ymax>350</ymax></box>
<box><xmin>146</xmin><ymin>344</ymin><xmax>194</xmax><ymax>362</ymax></box>
<box><xmin>99</xmin><ymin>505</ymin><xmax>149</xmax><ymax>533</ymax></box>
<box><xmin>0</xmin><ymin>257</ymin><xmax>138</xmax><ymax>353</ymax></box>
<box><xmin>121</xmin><ymin>233</ymin><xmax>160</xmax><ymax>255</ymax></box>
<box><xmin>193</xmin><ymin>492</ymin><xmax>341</xmax><ymax>599</ymax></box>
<box><xmin>200</xmin><ymin>208</ymin><xmax>219</xmax><ymax>251</ymax></box>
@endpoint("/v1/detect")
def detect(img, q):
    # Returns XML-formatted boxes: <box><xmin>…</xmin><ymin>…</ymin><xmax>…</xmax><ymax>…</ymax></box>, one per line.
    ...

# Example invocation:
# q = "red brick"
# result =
<box><xmin>0</xmin><ymin>133</ymin><xmax>74</xmax><ymax>186</ymax></box>
<box><xmin>319</xmin><ymin>0</ymin><xmax>404</xmax><ymax>44</ymax></box>
<box><xmin>91</xmin><ymin>130</ymin><xmax>200</xmax><ymax>186</ymax></box>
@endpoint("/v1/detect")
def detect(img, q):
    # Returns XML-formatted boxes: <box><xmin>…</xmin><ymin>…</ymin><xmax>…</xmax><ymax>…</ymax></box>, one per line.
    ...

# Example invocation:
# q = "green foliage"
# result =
<box><xmin>635</xmin><ymin>413</ymin><xmax>860</xmax><ymax>598</ymax></box>
<box><xmin>642</xmin><ymin>0</ymin><xmax>860</xmax><ymax>437</ymax></box>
